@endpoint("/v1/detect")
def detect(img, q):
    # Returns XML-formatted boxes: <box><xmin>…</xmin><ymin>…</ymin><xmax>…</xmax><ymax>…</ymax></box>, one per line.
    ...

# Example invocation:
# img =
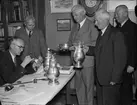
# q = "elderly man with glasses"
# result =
<box><xmin>0</xmin><ymin>37</ymin><xmax>34</xmax><ymax>86</ymax></box>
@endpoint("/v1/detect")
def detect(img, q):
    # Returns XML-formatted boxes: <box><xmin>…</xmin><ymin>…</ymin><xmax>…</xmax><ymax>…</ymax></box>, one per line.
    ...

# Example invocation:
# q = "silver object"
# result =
<box><xmin>46</xmin><ymin>55</ymin><xmax>60</xmax><ymax>85</ymax></box>
<box><xmin>73</xmin><ymin>42</ymin><xmax>85</xmax><ymax>69</ymax></box>
<box><xmin>44</xmin><ymin>48</ymin><xmax>52</xmax><ymax>72</ymax></box>
<box><xmin>58</xmin><ymin>43</ymin><xmax>69</xmax><ymax>51</ymax></box>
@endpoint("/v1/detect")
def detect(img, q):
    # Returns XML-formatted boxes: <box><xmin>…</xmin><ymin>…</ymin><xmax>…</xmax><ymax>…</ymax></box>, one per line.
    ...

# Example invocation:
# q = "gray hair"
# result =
<box><xmin>71</xmin><ymin>4</ymin><xmax>86</xmax><ymax>15</ymax></box>
<box><xmin>95</xmin><ymin>9</ymin><xmax>110</xmax><ymax>21</ymax></box>
<box><xmin>24</xmin><ymin>15</ymin><xmax>35</xmax><ymax>23</ymax></box>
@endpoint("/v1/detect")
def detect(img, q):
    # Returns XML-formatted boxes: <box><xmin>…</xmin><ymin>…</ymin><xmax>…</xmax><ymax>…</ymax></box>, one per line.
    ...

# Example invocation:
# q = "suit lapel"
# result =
<box><xmin>78</xmin><ymin>19</ymin><xmax>89</xmax><ymax>41</ymax></box>
<box><xmin>7</xmin><ymin>51</ymin><xmax>16</xmax><ymax>70</ymax></box>
<box><xmin>71</xmin><ymin>18</ymin><xmax>90</xmax><ymax>43</ymax></box>
<box><xmin>96</xmin><ymin>25</ymin><xmax>112</xmax><ymax>65</ymax></box>
<box><xmin>72</xmin><ymin>24</ymin><xmax>80</xmax><ymax>43</ymax></box>
<box><xmin>100</xmin><ymin>25</ymin><xmax>112</xmax><ymax>47</ymax></box>
<box><xmin>78</xmin><ymin>19</ymin><xmax>88</xmax><ymax>34</ymax></box>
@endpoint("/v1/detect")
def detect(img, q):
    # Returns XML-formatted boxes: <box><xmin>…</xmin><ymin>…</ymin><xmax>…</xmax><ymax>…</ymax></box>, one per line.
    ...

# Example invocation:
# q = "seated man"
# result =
<box><xmin>0</xmin><ymin>37</ymin><xmax>34</xmax><ymax>86</ymax></box>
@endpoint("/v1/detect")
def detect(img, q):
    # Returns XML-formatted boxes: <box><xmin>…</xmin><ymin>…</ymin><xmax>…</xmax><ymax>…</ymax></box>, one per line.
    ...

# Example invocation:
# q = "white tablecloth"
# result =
<box><xmin>0</xmin><ymin>70</ymin><xmax>75</xmax><ymax>105</ymax></box>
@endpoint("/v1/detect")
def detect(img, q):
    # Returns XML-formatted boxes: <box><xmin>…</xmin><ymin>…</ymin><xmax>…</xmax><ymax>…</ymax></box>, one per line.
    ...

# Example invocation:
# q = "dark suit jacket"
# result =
<box><xmin>120</xmin><ymin>19</ymin><xmax>137</xmax><ymax>68</ymax></box>
<box><xmin>87</xmin><ymin>24</ymin><xmax>127</xmax><ymax>85</ymax></box>
<box><xmin>68</xmin><ymin>18</ymin><xmax>98</xmax><ymax>67</ymax></box>
<box><xmin>0</xmin><ymin>51</ymin><xmax>26</xmax><ymax>86</ymax></box>
<box><xmin>15</xmin><ymin>26</ymin><xmax>47</xmax><ymax>60</ymax></box>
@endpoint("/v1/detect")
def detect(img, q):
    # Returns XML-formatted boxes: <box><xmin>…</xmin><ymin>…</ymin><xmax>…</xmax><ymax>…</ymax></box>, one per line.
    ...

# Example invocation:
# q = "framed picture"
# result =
<box><xmin>57</xmin><ymin>19</ymin><xmax>71</xmax><ymax>31</ymax></box>
<box><xmin>50</xmin><ymin>0</ymin><xmax>77</xmax><ymax>13</ymax></box>
<box><xmin>107</xmin><ymin>0</ymin><xmax>136</xmax><ymax>12</ymax></box>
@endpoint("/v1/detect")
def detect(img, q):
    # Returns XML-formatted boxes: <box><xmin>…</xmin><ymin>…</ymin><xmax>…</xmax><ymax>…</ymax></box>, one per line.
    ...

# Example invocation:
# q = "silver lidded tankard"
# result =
<box><xmin>73</xmin><ymin>42</ymin><xmax>85</xmax><ymax>69</ymax></box>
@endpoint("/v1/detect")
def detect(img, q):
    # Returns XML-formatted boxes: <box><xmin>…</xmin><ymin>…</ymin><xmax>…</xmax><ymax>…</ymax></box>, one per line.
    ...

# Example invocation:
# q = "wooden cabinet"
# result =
<box><xmin>0</xmin><ymin>0</ymin><xmax>33</xmax><ymax>50</ymax></box>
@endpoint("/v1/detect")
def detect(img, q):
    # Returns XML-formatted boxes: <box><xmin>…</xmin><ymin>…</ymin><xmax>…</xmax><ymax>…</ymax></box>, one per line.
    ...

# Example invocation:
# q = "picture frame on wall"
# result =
<box><xmin>57</xmin><ymin>19</ymin><xmax>71</xmax><ymax>31</ymax></box>
<box><xmin>50</xmin><ymin>0</ymin><xmax>77</xmax><ymax>13</ymax></box>
<box><xmin>107</xmin><ymin>0</ymin><xmax>136</xmax><ymax>12</ymax></box>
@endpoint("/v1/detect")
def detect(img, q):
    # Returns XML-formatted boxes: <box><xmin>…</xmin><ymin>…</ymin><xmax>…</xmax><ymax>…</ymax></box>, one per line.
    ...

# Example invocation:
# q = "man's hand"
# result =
<box><xmin>32</xmin><ymin>56</ymin><xmax>43</xmax><ymax>71</ymax></box>
<box><xmin>83</xmin><ymin>45</ymin><xmax>89</xmax><ymax>54</ymax></box>
<box><xmin>127</xmin><ymin>65</ymin><xmax>134</xmax><ymax>73</ymax></box>
<box><xmin>110</xmin><ymin>81</ymin><xmax>116</xmax><ymax>85</ymax></box>
<box><xmin>21</xmin><ymin>56</ymin><xmax>34</xmax><ymax>68</ymax></box>
<box><xmin>69</xmin><ymin>46</ymin><xmax>75</xmax><ymax>51</ymax></box>
<box><xmin>38</xmin><ymin>56</ymin><xmax>43</xmax><ymax>63</ymax></box>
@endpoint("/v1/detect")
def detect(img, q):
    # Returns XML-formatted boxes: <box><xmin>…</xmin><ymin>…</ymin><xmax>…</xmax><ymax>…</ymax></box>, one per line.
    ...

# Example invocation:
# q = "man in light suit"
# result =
<box><xmin>86</xmin><ymin>9</ymin><xmax>127</xmax><ymax>105</ymax></box>
<box><xmin>114</xmin><ymin>5</ymin><xmax>137</xmax><ymax>105</ymax></box>
<box><xmin>68</xmin><ymin>4</ymin><xmax>98</xmax><ymax>105</ymax></box>
<box><xmin>0</xmin><ymin>37</ymin><xmax>33</xmax><ymax>86</ymax></box>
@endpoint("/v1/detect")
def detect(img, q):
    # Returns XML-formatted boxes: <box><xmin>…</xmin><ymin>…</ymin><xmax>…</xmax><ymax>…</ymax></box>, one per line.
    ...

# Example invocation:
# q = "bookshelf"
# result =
<box><xmin>0</xmin><ymin>0</ymin><xmax>33</xmax><ymax>50</ymax></box>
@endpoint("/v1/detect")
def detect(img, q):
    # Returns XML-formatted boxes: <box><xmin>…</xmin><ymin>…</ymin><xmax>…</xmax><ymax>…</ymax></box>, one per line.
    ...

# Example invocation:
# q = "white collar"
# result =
<box><xmin>9</xmin><ymin>50</ymin><xmax>16</xmax><ymax>63</ymax></box>
<box><xmin>121</xmin><ymin>19</ymin><xmax>128</xmax><ymax>27</ymax></box>
<box><xmin>101</xmin><ymin>25</ymin><xmax>108</xmax><ymax>36</ymax></box>
<box><xmin>26</xmin><ymin>28</ymin><xmax>32</xmax><ymax>35</ymax></box>
<box><xmin>79</xmin><ymin>18</ymin><xmax>86</xmax><ymax>28</ymax></box>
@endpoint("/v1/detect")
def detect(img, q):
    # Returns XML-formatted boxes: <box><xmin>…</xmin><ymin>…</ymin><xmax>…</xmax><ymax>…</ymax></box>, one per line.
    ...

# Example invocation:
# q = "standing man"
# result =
<box><xmin>68</xmin><ymin>4</ymin><xmax>98</xmax><ymax>105</ymax></box>
<box><xmin>86</xmin><ymin>9</ymin><xmax>127</xmax><ymax>105</ymax></box>
<box><xmin>114</xmin><ymin>5</ymin><xmax>137</xmax><ymax>105</ymax></box>
<box><xmin>15</xmin><ymin>15</ymin><xmax>48</xmax><ymax>61</ymax></box>
<box><xmin>134</xmin><ymin>4</ymin><xmax>137</xmax><ymax>103</ymax></box>
<box><xmin>0</xmin><ymin>37</ymin><xmax>33</xmax><ymax>86</ymax></box>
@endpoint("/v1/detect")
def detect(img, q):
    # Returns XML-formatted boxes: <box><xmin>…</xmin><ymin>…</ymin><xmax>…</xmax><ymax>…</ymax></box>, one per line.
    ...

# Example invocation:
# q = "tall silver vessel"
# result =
<box><xmin>73</xmin><ymin>42</ymin><xmax>85</xmax><ymax>69</ymax></box>
<box><xmin>43</xmin><ymin>48</ymin><xmax>52</xmax><ymax>75</ymax></box>
<box><xmin>46</xmin><ymin>55</ymin><xmax>60</xmax><ymax>85</ymax></box>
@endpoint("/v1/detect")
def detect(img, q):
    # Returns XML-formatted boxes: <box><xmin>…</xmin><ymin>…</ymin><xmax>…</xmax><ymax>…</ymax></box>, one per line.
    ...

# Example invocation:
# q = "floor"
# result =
<box><xmin>47</xmin><ymin>87</ymin><xmax>137</xmax><ymax>105</ymax></box>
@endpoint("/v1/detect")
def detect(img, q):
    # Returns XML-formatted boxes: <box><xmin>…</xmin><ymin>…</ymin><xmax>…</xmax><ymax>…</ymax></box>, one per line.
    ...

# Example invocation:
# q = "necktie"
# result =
<box><xmin>29</xmin><ymin>31</ymin><xmax>32</xmax><ymax>38</ymax></box>
<box><xmin>97</xmin><ymin>31</ymin><xmax>103</xmax><ymax>43</ymax></box>
<box><xmin>14</xmin><ymin>57</ymin><xmax>17</xmax><ymax>66</ymax></box>
<box><xmin>99</xmin><ymin>31</ymin><xmax>102</xmax><ymax>36</ymax></box>
<box><xmin>116</xmin><ymin>23</ymin><xmax>121</xmax><ymax>28</ymax></box>
<box><xmin>77</xmin><ymin>24</ymin><xmax>80</xmax><ymax>31</ymax></box>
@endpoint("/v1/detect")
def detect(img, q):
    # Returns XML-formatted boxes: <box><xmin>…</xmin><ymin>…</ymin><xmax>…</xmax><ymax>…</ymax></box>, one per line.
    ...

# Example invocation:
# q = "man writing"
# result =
<box><xmin>0</xmin><ymin>37</ymin><xmax>33</xmax><ymax>86</ymax></box>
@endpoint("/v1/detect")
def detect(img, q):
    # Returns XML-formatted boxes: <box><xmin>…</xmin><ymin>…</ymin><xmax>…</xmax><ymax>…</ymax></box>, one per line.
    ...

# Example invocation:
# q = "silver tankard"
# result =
<box><xmin>73</xmin><ymin>42</ymin><xmax>85</xmax><ymax>69</ymax></box>
<box><xmin>46</xmin><ymin>55</ymin><xmax>60</xmax><ymax>85</ymax></box>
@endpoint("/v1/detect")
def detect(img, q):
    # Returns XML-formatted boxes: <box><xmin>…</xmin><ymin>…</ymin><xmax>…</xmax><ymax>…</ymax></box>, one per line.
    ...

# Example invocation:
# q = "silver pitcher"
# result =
<box><xmin>44</xmin><ymin>48</ymin><xmax>52</xmax><ymax>71</ymax></box>
<box><xmin>73</xmin><ymin>42</ymin><xmax>85</xmax><ymax>69</ymax></box>
<box><xmin>46</xmin><ymin>55</ymin><xmax>60</xmax><ymax>85</ymax></box>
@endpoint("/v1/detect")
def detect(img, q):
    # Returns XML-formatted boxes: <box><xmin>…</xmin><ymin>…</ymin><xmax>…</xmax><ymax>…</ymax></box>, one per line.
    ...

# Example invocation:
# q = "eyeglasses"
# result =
<box><xmin>13</xmin><ymin>43</ymin><xmax>24</xmax><ymax>49</ymax></box>
<box><xmin>27</xmin><ymin>24</ymin><xmax>35</xmax><ymax>27</ymax></box>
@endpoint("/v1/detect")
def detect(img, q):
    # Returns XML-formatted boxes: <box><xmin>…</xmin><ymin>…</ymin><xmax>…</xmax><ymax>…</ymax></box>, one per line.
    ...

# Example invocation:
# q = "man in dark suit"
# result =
<box><xmin>68</xmin><ymin>4</ymin><xmax>98</xmax><ymax>105</ymax></box>
<box><xmin>15</xmin><ymin>15</ymin><xmax>47</xmax><ymax>61</ymax></box>
<box><xmin>114</xmin><ymin>5</ymin><xmax>137</xmax><ymax>105</ymax></box>
<box><xmin>86</xmin><ymin>9</ymin><xmax>127</xmax><ymax>105</ymax></box>
<box><xmin>0</xmin><ymin>37</ymin><xmax>33</xmax><ymax>86</ymax></box>
<box><xmin>134</xmin><ymin>4</ymin><xmax>137</xmax><ymax>103</ymax></box>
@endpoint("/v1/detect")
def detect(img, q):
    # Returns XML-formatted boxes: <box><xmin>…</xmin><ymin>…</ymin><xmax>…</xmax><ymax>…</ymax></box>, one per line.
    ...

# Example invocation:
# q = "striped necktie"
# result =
<box><xmin>77</xmin><ymin>24</ymin><xmax>80</xmax><ymax>31</ymax></box>
<box><xmin>29</xmin><ymin>31</ymin><xmax>32</xmax><ymax>38</ymax></box>
<box><xmin>14</xmin><ymin>57</ymin><xmax>17</xmax><ymax>66</ymax></box>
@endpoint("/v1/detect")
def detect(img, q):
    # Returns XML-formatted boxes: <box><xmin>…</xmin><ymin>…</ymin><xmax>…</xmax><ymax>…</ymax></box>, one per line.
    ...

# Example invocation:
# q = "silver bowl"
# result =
<box><xmin>58</xmin><ymin>43</ymin><xmax>69</xmax><ymax>51</ymax></box>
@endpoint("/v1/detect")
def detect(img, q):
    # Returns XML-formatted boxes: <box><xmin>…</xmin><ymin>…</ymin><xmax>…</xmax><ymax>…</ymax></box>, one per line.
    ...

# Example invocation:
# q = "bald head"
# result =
<box><xmin>116</xmin><ymin>5</ymin><xmax>128</xmax><ymax>13</ymax></box>
<box><xmin>95</xmin><ymin>9</ymin><xmax>110</xmax><ymax>30</ymax></box>
<box><xmin>71</xmin><ymin>4</ymin><xmax>86</xmax><ymax>23</ymax></box>
<box><xmin>115</xmin><ymin>5</ymin><xmax>128</xmax><ymax>23</ymax></box>
<box><xmin>10</xmin><ymin>37</ymin><xmax>24</xmax><ymax>56</ymax></box>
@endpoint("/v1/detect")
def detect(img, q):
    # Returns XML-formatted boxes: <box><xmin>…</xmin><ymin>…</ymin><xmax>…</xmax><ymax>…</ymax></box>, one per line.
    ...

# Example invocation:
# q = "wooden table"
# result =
<box><xmin>0</xmin><ymin>70</ymin><xmax>75</xmax><ymax>105</ymax></box>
